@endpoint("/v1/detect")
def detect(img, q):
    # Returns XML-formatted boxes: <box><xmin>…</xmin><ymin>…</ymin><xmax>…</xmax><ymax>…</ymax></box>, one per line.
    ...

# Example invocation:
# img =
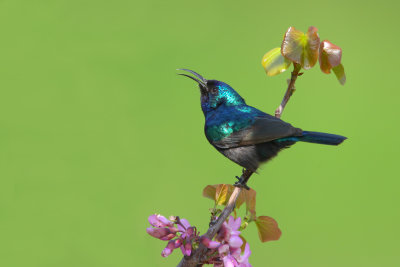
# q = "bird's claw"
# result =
<box><xmin>234</xmin><ymin>176</ymin><xmax>250</xmax><ymax>190</ymax></box>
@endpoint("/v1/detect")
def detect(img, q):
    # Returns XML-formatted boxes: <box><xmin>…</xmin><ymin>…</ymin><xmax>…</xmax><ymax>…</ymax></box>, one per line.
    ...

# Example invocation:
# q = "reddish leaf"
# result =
<box><xmin>203</xmin><ymin>185</ymin><xmax>217</xmax><ymax>201</ymax></box>
<box><xmin>332</xmin><ymin>64</ymin><xmax>346</xmax><ymax>85</ymax></box>
<box><xmin>255</xmin><ymin>216</ymin><xmax>282</xmax><ymax>242</ymax></box>
<box><xmin>235</xmin><ymin>188</ymin><xmax>246</xmax><ymax>209</ymax></box>
<box><xmin>319</xmin><ymin>40</ymin><xmax>342</xmax><ymax>74</ymax></box>
<box><xmin>281</xmin><ymin>26</ymin><xmax>320</xmax><ymax>69</ymax></box>
<box><xmin>243</xmin><ymin>189</ymin><xmax>257</xmax><ymax>219</ymax></box>
<box><xmin>261</xmin><ymin>47</ymin><xmax>291</xmax><ymax>76</ymax></box>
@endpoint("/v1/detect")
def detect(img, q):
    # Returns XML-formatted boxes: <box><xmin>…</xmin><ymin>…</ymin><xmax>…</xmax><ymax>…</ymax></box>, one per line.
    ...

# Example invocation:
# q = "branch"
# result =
<box><xmin>275</xmin><ymin>63</ymin><xmax>302</xmax><ymax>118</ymax></box>
<box><xmin>178</xmin><ymin>66</ymin><xmax>302</xmax><ymax>266</ymax></box>
<box><xmin>178</xmin><ymin>170</ymin><xmax>253</xmax><ymax>267</ymax></box>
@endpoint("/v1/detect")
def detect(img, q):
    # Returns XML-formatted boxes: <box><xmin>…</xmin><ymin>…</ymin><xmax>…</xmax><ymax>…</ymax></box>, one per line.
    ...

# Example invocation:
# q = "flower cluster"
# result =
<box><xmin>146</xmin><ymin>214</ymin><xmax>198</xmax><ymax>257</ymax></box>
<box><xmin>201</xmin><ymin>216</ymin><xmax>251</xmax><ymax>267</ymax></box>
<box><xmin>146</xmin><ymin>214</ymin><xmax>252</xmax><ymax>266</ymax></box>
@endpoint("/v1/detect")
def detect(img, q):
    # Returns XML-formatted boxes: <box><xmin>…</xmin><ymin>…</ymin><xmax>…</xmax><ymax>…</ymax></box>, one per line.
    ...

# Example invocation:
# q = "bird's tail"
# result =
<box><xmin>297</xmin><ymin>131</ymin><xmax>347</xmax><ymax>145</ymax></box>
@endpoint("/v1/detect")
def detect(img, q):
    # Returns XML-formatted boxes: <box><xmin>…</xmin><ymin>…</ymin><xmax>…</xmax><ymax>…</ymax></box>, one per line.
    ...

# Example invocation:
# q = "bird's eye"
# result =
<box><xmin>211</xmin><ymin>87</ymin><xmax>218</xmax><ymax>94</ymax></box>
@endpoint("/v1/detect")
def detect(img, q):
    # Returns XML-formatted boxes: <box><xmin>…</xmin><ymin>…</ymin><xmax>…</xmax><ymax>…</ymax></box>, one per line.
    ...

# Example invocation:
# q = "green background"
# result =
<box><xmin>1</xmin><ymin>0</ymin><xmax>399</xmax><ymax>266</ymax></box>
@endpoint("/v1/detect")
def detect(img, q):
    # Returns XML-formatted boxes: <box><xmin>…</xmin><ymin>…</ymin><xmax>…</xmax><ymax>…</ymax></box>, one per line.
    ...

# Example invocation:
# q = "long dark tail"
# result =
<box><xmin>298</xmin><ymin>131</ymin><xmax>347</xmax><ymax>145</ymax></box>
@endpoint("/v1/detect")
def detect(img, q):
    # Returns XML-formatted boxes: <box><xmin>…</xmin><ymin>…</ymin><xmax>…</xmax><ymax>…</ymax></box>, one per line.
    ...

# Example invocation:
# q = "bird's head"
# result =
<box><xmin>178</xmin><ymin>69</ymin><xmax>245</xmax><ymax>114</ymax></box>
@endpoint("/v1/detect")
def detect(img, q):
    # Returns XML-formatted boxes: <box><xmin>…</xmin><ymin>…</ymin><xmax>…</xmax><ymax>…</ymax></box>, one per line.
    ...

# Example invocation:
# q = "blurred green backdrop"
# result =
<box><xmin>1</xmin><ymin>0</ymin><xmax>399</xmax><ymax>266</ymax></box>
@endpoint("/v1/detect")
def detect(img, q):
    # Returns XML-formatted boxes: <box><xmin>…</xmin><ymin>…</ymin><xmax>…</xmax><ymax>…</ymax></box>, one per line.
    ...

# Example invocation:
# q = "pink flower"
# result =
<box><xmin>220</xmin><ymin>243</ymin><xmax>252</xmax><ymax>267</ymax></box>
<box><xmin>200</xmin><ymin>216</ymin><xmax>252</xmax><ymax>266</ymax></box>
<box><xmin>146</xmin><ymin>214</ymin><xmax>197</xmax><ymax>258</ymax></box>
<box><xmin>177</xmin><ymin>218</ymin><xmax>195</xmax><ymax>256</ymax></box>
<box><xmin>217</xmin><ymin>216</ymin><xmax>241</xmax><ymax>243</ymax></box>
<box><xmin>146</xmin><ymin>214</ymin><xmax>252</xmax><ymax>265</ymax></box>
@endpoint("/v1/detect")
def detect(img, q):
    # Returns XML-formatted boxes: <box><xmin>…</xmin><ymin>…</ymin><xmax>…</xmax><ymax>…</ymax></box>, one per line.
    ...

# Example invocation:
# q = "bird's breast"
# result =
<box><xmin>204</xmin><ymin>107</ymin><xmax>257</xmax><ymax>143</ymax></box>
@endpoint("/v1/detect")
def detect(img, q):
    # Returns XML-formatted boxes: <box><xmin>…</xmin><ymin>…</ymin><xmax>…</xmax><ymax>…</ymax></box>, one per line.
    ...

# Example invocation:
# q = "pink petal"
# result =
<box><xmin>148</xmin><ymin>215</ymin><xmax>160</xmax><ymax>227</ymax></box>
<box><xmin>158</xmin><ymin>215</ymin><xmax>174</xmax><ymax>227</ymax></box>
<box><xmin>230</xmin><ymin>247</ymin><xmax>242</xmax><ymax>258</ymax></box>
<box><xmin>240</xmin><ymin>243</ymin><xmax>251</xmax><ymax>262</ymax></box>
<box><xmin>180</xmin><ymin>218</ymin><xmax>191</xmax><ymax>229</ymax></box>
<box><xmin>223</xmin><ymin>255</ymin><xmax>237</xmax><ymax>267</ymax></box>
<box><xmin>218</xmin><ymin>244</ymin><xmax>230</xmax><ymax>255</ymax></box>
<box><xmin>218</xmin><ymin>223</ymin><xmax>231</xmax><ymax>242</ymax></box>
<box><xmin>174</xmin><ymin>238</ymin><xmax>183</xmax><ymax>248</ymax></box>
<box><xmin>177</xmin><ymin>224</ymin><xmax>185</xmax><ymax>232</ymax></box>
<box><xmin>208</xmin><ymin>241</ymin><xmax>221</xmax><ymax>249</ymax></box>
<box><xmin>200</xmin><ymin>236</ymin><xmax>221</xmax><ymax>249</ymax></box>
<box><xmin>161</xmin><ymin>247</ymin><xmax>172</xmax><ymax>257</ymax></box>
<box><xmin>180</xmin><ymin>243</ymin><xmax>192</xmax><ymax>256</ymax></box>
<box><xmin>184</xmin><ymin>242</ymin><xmax>192</xmax><ymax>256</ymax></box>
<box><xmin>146</xmin><ymin>227</ymin><xmax>171</xmax><ymax>239</ymax></box>
<box><xmin>186</xmin><ymin>227</ymin><xmax>195</xmax><ymax>237</ymax></box>
<box><xmin>229</xmin><ymin>235</ymin><xmax>243</xmax><ymax>249</ymax></box>
<box><xmin>168</xmin><ymin>227</ymin><xmax>179</xmax><ymax>234</ymax></box>
<box><xmin>161</xmin><ymin>240</ymin><xmax>176</xmax><ymax>257</ymax></box>
<box><xmin>180</xmin><ymin>245</ymin><xmax>186</xmax><ymax>255</ymax></box>
<box><xmin>160</xmin><ymin>233</ymin><xmax>176</xmax><ymax>241</ymax></box>
<box><xmin>148</xmin><ymin>214</ymin><xmax>173</xmax><ymax>227</ymax></box>
<box><xmin>228</xmin><ymin>216</ymin><xmax>234</xmax><ymax>227</ymax></box>
<box><xmin>230</xmin><ymin>217</ymin><xmax>241</xmax><ymax>231</ymax></box>
<box><xmin>231</xmin><ymin>230</ymin><xmax>241</xmax><ymax>236</ymax></box>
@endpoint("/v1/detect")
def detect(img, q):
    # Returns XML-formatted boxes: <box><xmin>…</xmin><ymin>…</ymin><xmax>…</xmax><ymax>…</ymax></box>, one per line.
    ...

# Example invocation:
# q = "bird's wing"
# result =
<box><xmin>212</xmin><ymin>116</ymin><xmax>303</xmax><ymax>149</ymax></box>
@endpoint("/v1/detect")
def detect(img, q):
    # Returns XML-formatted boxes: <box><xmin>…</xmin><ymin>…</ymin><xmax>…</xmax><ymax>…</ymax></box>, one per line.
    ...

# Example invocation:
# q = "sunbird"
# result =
<box><xmin>178</xmin><ymin>69</ymin><xmax>346</xmax><ymax>187</ymax></box>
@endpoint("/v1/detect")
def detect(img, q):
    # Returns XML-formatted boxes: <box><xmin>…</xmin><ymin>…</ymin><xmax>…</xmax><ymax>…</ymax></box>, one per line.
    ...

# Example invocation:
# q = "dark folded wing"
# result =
<box><xmin>213</xmin><ymin>116</ymin><xmax>303</xmax><ymax>149</ymax></box>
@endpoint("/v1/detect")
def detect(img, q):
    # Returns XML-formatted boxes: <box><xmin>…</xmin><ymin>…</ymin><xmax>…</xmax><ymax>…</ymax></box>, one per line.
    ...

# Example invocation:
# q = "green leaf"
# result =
<box><xmin>281</xmin><ymin>26</ymin><xmax>320</xmax><ymax>69</ymax></box>
<box><xmin>319</xmin><ymin>40</ymin><xmax>342</xmax><ymax>74</ymax></box>
<box><xmin>261</xmin><ymin>47</ymin><xmax>291</xmax><ymax>76</ymax></box>
<box><xmin>332</xmin><ymin>64</ymin><xmax>346</xmax><ymax>85</ymax></box>
<box><xmin>255</xmin><ymin>216</ymin><xmax>282</xmax><ymax>242</ymax></box>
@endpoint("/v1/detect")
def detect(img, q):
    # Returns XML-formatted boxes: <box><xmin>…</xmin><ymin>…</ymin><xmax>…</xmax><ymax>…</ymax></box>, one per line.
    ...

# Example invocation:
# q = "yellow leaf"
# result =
<box><xmin>215</xmin><ymin>184</ymin><xmax>229</xmax><ymax>206</ymax></box>
<box><xmin>261</xmin><ymin>47</ymin><xmax>291</xmax><ymax>76</ymax></box>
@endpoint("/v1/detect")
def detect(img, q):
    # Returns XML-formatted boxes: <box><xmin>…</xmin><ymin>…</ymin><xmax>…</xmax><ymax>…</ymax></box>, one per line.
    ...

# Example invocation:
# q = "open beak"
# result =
<box><xmin>177</xmin><ymin>69</ymin><xmax>208</xmax><ymax>94</ymax></box>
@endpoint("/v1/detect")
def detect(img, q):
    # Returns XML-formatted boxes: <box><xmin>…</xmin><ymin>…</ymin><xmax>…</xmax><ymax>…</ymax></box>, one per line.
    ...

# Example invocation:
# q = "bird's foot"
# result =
<box><xmin>234</xmin><ymin>175</ymin><xmax>250</xmax><ymax>190</ymax></box>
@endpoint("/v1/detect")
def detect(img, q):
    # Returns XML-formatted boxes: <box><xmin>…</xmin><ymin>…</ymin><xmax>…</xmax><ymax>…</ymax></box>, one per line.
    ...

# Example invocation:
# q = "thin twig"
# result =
<box><xmin>178</xmin><ymin>67</ymin><xmax>302</xmax><ymax>266</ymax></box>
<box><xmin>275</xmin><ymin>63</ymin><xmax>301</xmax><ymax>118</ymax></box>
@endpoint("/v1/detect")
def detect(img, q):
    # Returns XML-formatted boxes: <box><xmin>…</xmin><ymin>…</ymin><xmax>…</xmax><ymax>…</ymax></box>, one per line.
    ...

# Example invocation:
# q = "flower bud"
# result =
<box><xmin>161</xmin><ymin>240</ymin><xmax>176</xmax><ymax>257</ymax></box>
<box><xmin>183</xmin><ymin>241</ymin><xmax>192</xmax><ymax>256</ymax></box>
<box><xmin>146</xmin><ymin>227</ymin><xmax>175</xmax><ymax>240</ymax></box>
<box><xmin>174</xmin><ymin>238</ymin><xmax>183</xmax><ymax>248</ymax></box>
<box><xmin>148</xmin><ymin>214</ymin><xmax>174</xmax><ymax>228</ymax></box>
